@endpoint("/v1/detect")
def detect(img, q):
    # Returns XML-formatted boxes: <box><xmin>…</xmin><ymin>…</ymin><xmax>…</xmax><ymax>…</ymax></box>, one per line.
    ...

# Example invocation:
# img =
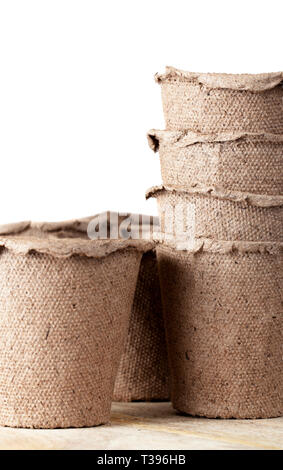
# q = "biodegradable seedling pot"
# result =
<box><xmin>0</xmin><ymin>220</ymin><xmax>152</xmax><ymax>428</ymax></box>
<box><xmin>156</xmin><ymin>240</ymin><xmax>283</xmax><ymax>419</ymax></box>
<box><xmin>146</xmin><ymin>186</ymin><xmax>283</xmax><ymax>243</ymax></box>
<box><xmin>148</xmin><ymin>130</ymin><xmax>283</xmax><ymax>196</ymax></box>
<box><xmin>113</xmin><ymin>249</ymin><xmax>170</xmax><ymax>402</ymax></box>
<box><xmin>156</xmin><ymin>67</ymin><xmax>283</xmax><ymax>133</ymax></box>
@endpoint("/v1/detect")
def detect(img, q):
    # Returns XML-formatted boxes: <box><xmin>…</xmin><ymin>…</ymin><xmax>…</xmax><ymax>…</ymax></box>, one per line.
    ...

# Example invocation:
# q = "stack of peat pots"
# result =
<box><xmin>147</xmin><ymin>66</ymin><xmax>283</xmax><ymax>419</ymax></box>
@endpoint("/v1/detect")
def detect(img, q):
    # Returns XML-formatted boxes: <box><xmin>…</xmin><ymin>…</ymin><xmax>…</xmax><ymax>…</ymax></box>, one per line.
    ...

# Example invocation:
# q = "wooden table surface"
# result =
<box><xmin>0</xmin><ymin>402</ymin><xmax>282</xmax><ymax>450</ymax></box>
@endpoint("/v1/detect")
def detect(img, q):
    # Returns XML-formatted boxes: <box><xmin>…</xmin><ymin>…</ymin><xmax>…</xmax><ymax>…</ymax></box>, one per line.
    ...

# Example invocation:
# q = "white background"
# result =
<box><xmin>0</xmin><ymin>0</ymin><xmax>282</xmax><ymax>223</ymax></box>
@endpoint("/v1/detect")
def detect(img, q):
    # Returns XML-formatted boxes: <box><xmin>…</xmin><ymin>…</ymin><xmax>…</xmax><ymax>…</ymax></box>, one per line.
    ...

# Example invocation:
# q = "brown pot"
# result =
<box><xmin>156</xmin><ymin>241</ymin><xmax>283</xmax><ymax>419</ymax></box>
<box><xmin>113</xmin><ymin>250</ymin><xmax>170</xmax><ymax>401</ymax></box>
<box><xmin>0</xmin><ymin>220</ymin><xmax>152</xmax><ymax>428</ymax></box>
<box><xmin>148</xmin><ymin>130</ymin><xmax>283</xmax><ymax>196</ymax></box>
<box><xmin>156</xmin><ymin>67</ymin><xmax>283</xmax><ymax>133</ymax></box>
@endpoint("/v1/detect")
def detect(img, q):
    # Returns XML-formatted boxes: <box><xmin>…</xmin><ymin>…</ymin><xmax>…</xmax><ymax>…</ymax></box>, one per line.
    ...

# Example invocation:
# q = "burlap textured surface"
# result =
<box><xmin>148</xmin><ymin>130</ymin><xmax>283</xmax><ymax>196</ymax></box>
<box><xmin>91</xmin><ymin>212</ymin><xmax>169</xmax><ymax>402</ymax></box>
<box><xmin>147</xmin><ymin>186</ymin><xmax>283</xmax><ymax>242</ymax></box>
<box><xmin>156</xmin><ymin>242</ymin><xmax>283</xmax><ymax>419</ymax></box>
<box><xmin>156</xmin><ymin>67</ymin><xmax>283</xmax><ymax>133</ymax></box>
<box><xmin>113</xmin><ymin>250</ymin><xmax>170</xmax><ymax>402</ymax></box>
<box><xmin>0</xmin><ymin>221</ymin><xmax>152</xmax><ymax>428</ymax></box>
